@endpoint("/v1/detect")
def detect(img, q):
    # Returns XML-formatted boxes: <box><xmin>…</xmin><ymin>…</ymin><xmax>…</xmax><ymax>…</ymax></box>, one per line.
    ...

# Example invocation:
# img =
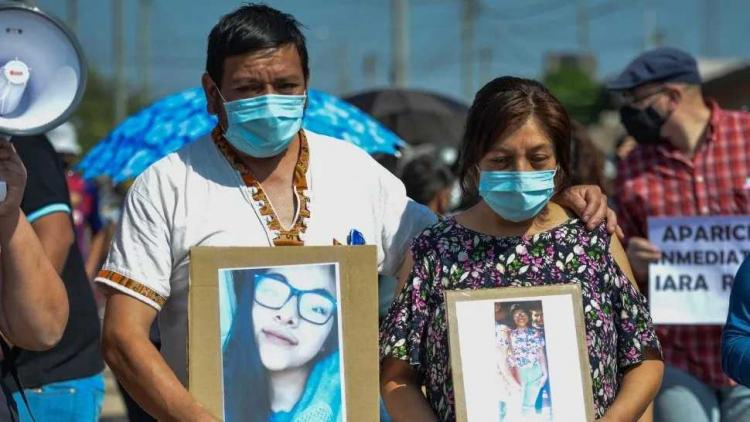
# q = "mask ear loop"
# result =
<box><xmin>209</xmin><ymin>78</ymin><xmax>230</xmax><ymax>133</ymax></box>
<box><xmin>300</xmin><ymin>90</ymin><xmax>309</xmax><ymax>120</ymax></box>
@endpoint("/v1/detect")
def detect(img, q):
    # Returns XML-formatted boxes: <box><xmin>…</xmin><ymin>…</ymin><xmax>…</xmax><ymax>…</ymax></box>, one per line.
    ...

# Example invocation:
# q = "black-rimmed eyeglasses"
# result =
<box><xmin>253</xmin><ymin>273</ymin><xmax>337</xmax><ymax>325</ymax></box>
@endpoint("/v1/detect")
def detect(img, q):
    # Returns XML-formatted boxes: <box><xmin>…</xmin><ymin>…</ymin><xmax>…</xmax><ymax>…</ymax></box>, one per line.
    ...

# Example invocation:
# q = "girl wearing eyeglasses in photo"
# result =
<box><xmin>222</xmin><ymin>264</ymin><xmax>341</xmax><ymax>422</ymax></box>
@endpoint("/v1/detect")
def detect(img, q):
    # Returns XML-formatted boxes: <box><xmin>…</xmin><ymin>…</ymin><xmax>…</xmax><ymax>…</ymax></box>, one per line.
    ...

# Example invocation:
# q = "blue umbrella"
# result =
<box><xmin>78</xmin><ymin>88</ymin><xmax>405</xmax><ymax>183</ymax></box>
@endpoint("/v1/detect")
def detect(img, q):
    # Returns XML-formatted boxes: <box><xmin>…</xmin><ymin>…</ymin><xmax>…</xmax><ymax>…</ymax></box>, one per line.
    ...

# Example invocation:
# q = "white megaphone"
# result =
<box><xmin>0</xmin><ymin>1</ymin><xmax>87</xmax><ymax>201</ymax></box>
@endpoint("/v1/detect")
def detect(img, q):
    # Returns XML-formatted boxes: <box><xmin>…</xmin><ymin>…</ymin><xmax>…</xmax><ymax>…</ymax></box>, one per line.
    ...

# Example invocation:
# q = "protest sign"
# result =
<box><xmin>648</xmin><ymin>215</ymin><xmax>750</xmax><ymax>324</ymax></box>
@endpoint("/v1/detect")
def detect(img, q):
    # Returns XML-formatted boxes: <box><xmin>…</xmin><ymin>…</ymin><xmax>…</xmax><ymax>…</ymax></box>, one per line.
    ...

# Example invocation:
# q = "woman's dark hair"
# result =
<box><xmin>457</xmin><ymin>76</ymin><xmax>572</xmax><ymax>202</ymax></box>
<box><xmin>510</xmin><ymin>305</ymin><xmax>531</xmax><ymax>328</ymax></box>
<box><xmin>509</xmin><ymin>303</ymin><xmax>528</xmax><ymax>316</ymax></box>
<box><xmin>206</xmin><ymin>3</ymin><xmax>309</xmax><ymax>86</ymax></box>
<box><xmin>222</xmin><ymin>267</ymin><xmax>338</xmax><ymax>421</ymax></box>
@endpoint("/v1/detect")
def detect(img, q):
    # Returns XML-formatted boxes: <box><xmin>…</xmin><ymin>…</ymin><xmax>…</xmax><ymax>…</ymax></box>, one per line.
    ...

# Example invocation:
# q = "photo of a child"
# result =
<box><xmin>494</xmin><ymin>300</ymin><xmax>552</xmax><ymax>421</ymax></box>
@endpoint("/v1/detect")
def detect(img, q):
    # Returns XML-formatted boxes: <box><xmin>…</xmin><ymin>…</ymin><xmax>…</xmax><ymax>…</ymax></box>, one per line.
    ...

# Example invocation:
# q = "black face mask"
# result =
<box><xmin>619</xmin><ymin>105</ymin><xmax>667</xmax><ymax>145</ymax></box>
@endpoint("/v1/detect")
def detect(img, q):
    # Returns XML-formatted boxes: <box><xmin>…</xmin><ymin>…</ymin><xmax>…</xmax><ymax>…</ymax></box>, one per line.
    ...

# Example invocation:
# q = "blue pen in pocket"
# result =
<box><xmin>347</xmin><ymin>229</ymin><xmax>366</xmax><ymax>245</ymax></box>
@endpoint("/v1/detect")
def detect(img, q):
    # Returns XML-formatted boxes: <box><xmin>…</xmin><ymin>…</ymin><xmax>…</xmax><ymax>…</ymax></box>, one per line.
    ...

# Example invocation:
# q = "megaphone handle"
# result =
<box><xmin>0</xmin><ymin>134</ymin><xmax>9</xmax><ymax>203</ymax></box>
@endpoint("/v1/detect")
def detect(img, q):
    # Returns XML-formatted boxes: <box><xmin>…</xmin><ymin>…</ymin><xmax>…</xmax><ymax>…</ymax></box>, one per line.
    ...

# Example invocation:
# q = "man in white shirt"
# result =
<box><xmin>97</xmin><ymin>4</ymin><xmax>616</xmax><ymax>420</ymax></box>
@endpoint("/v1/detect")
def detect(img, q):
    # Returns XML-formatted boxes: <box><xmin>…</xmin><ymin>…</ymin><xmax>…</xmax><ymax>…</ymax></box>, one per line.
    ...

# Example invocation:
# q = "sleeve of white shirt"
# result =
<box><xmin>377</xmin><ymin>163</ymin><xmax>438</xmax><ymax>277</ymax></box>
<box><xmin>95</xmin><ymin>177</ymin><xmax>172</xmax><ymax>311</ymax></box>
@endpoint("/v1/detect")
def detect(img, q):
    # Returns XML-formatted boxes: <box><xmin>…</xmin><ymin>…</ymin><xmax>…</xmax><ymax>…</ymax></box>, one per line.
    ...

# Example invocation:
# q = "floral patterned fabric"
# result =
<box><xmin>509</xmin><ymin>327</ymin><xmax>545</xmax><ymax>369</ymax></box>
<box><xmin>379</xmin><ymin>217</ymin><xmax>661</xmax><ymax>421</ymax></box>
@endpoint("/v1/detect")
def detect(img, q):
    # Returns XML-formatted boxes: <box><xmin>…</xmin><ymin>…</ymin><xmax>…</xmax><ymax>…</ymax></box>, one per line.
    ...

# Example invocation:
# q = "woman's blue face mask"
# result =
<box><xmin>478</xmin><ymin>169</ymin><xmax>556</xmax><ymax>222</ymax></box>
<box><xmin>214</xmin><ymin>81</ymin><xmax>306</xmax><ymax>158</ymax></box>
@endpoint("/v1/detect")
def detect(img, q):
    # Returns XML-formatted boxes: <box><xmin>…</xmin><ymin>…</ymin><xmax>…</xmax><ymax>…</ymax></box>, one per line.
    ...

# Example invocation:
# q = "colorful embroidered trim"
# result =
<box><xmin>211</xmin><ymin>126</ymin><xmax>310</xmax><ymax>246</ymax></box>
<box><xmin>97</xmin><ymin>270</ymin><xmax>167</xmax><ymax>307</ymax></box>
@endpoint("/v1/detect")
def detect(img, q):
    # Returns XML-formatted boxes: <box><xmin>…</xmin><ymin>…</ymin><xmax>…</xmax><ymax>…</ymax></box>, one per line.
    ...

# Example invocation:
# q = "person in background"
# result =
<box><xmin>723</xmin><ymin>257</ymin><xmax>750</xmax><ymax>387</ymax></box>
<box><xmin>400</xmin><ymin>146</ymin><xmax>455</xmax><ymax>216</ymax></box>
<box><xmin>610</xmin><ymin>47</ymin><xmax>750</xmax><ymax>422</ymax></box>
<box><xmin>379</xmin><ymin>145</ymin><xmax>458</xmax><ymax>319</ymax></box>
<box><xmin>380</xmin><ymin>76</ymin><xmax>663</xmax><ymax>422</ymax></box>
<box><xmin>529</xmin><ymin>305</ymin><xmax>544</xmax><ymax>331</ymax></box>
<box><xmin>527</xmin><ymin>303</ymin><xmax>551</xmax><ymax>417</ymax></box>
<box><xmin>8</xmin><ymin>132</ymin><xmax>104</xmax><ymax>421</ymax></box>
<box><xmin>46</xmin><ymin>122</ymin><xmax>108</xmax><ymax>282</ymax></box>
<box><xmin>614</xmin><ymin>134</ymin><xmax>637</xmax><ymax>163</ymax></box>
<box><xmin>569</xmin><ymin>120</ymin><xmax>606</xmax><ymax>190</ymax></box>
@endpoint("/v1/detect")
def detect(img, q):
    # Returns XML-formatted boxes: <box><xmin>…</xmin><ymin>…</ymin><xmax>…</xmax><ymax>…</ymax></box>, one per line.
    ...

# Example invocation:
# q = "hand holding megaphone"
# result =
<box><xmin>0</xmin><ymin>137</ymin><xmax>25</xmax><ymax>211</ymax></box>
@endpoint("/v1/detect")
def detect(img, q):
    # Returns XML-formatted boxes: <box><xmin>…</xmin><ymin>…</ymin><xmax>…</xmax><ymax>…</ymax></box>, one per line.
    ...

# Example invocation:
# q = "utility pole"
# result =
<box><xmin>391</xmin><ymin>0</ymin><xmax>408</xmax><ymax>87</ymax></box>
<box><xmin>363</xmin><ymin>53</ymin><xmax>377</xmax><ymax>88</ymax></box>
<box><xmin>66</xmin><ymin>0</ymin><xmax>78</xmax><ymax>35</ymax></box>
<box><xmin>337</xmin><ymin>43</ymin><xmax>350</xmax><ymax>95</ymax></box>
<box><xmin>138</xmin><ymin>0</ymin><xmax>152</xmax><ymax>101</ymax></box>
<box><xmin>479</xmin><ymin>47</ymin><xmax>492</xmax><ymax>86</ymax></box>
<box><xmin>112</xmin><ymin>0</ymin><xmax>127</xmax><ymax>124</ymax></box>
<box><xmin>461</xmin><ymin>0</ymin><xmax>478</xmax><ymax>100</ymax></box>
<box><xmin>701</xmin><ymin>0</ymin><xmax>718</xmax><ymax>56</ymax></box>
<box><xmin>642</xmin><ymin>1</ymin><xmax>656</xmax><ymax>51</ymax></box>
<box><xmin>577</xmin><ymin>0</ymin><xmax>589</xmax><ymax>52</ymax></box>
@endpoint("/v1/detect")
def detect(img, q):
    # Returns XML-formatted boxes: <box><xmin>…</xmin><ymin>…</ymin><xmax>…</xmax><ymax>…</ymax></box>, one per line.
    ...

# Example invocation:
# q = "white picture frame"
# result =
<box><xmin>446</xmin><ymin>284</ymin><xmax>594</xmax><ymax>422</ymax></box>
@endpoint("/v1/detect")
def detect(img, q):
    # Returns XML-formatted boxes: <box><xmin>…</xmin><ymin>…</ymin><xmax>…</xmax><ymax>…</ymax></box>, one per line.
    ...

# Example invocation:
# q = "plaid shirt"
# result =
<box><xmin>615</xmin><ymin>101</ymin><xmax>750</xmax><ymax>388</ymax></box>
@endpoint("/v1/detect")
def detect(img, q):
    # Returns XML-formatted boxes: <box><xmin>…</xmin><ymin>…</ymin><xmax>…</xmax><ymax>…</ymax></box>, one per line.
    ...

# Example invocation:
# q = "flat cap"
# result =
<box><xmin>607</xmin><ymin>47</ymin><xmax>701</xmax><ymax>91</ymax></box>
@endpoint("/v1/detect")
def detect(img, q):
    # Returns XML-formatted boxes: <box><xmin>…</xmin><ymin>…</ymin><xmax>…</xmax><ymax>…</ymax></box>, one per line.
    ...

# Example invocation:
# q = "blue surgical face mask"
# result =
<box><xmin>216</xmin><ymin>86</ymin><xmax>306</xmax><ymax>158</ymax></box>
<box><xmin>478</xmin><ymin>169</ymin><xmax>556</xmax><ymax>222</ymax></box>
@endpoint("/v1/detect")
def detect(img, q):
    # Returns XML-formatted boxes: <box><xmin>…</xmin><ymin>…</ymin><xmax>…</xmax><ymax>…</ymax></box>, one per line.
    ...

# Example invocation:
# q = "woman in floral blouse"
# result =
<box><xmin>379</xmin><ymin>76</ymin><xmax>663</xmax><ymax>421</ymax></box>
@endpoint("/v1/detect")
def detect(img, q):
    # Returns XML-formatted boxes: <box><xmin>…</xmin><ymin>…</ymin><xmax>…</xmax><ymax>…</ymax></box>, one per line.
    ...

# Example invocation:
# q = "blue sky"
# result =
<box><xmin>34</xmin><ymin>0</ymin><xmax>750</xmax><ymax>104</ymax></box>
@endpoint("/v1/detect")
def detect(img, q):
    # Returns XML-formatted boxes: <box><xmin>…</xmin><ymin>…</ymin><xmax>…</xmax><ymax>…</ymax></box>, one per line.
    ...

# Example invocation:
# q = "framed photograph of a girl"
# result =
<box><xmin>446</xmin><ymin>284</ymin><xmax>594</xmax><ymax>422</ymax></box>
<box><xmin>188</xmin><ymin>246</ymin><xmax>379</xmax><ymax>421</ymax></box>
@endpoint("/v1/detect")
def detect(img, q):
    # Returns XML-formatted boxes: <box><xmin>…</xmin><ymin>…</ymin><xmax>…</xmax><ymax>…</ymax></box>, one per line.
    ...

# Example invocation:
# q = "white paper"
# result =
<box><xmin>454</xmin><ymin>295</ymin><xmax>589</xmax><ymax>422</ymax></box>
<box><xmin>648</xmin><ymin>215</ymin><xmax>750</xmax><ymax>324</ymax></box>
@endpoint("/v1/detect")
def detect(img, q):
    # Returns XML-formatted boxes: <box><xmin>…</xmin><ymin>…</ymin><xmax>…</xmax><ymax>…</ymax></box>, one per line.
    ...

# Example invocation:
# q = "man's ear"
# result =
<box><xmin>202</xmin><ymin>73</ymin><xmax>219</xmax><ymax>115</ymax></box>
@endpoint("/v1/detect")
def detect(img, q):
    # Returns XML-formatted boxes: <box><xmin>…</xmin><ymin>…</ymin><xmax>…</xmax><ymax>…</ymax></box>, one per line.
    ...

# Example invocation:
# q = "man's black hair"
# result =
<box><xmin>206</xmin><ymin>3</ymin><xmax>309</xmax><ymax>85</ymax></box>
<box><xmin>401</xmin><ymin>152</ymin><xmax>453</xmax><ymax>206</ymax></box>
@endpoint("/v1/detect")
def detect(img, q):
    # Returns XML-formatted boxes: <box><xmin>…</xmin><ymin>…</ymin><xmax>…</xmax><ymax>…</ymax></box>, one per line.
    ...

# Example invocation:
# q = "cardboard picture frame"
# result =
<box><xmin>188</xmin><ymin>245</ymin><xmax>379</xmax><ymax>421</ymax></box>
<box><xmin>446</xmin><ymin>284</ymin><xmax>594</xmax><ymax>422</ymax></box>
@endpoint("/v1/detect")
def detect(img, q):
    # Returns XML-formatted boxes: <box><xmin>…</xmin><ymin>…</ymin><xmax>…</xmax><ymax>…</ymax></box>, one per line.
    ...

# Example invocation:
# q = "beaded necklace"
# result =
<box><xmin>211</xmin><ymin>126</ymin><xmax>310</xmax><ymax>246</ymax></box>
